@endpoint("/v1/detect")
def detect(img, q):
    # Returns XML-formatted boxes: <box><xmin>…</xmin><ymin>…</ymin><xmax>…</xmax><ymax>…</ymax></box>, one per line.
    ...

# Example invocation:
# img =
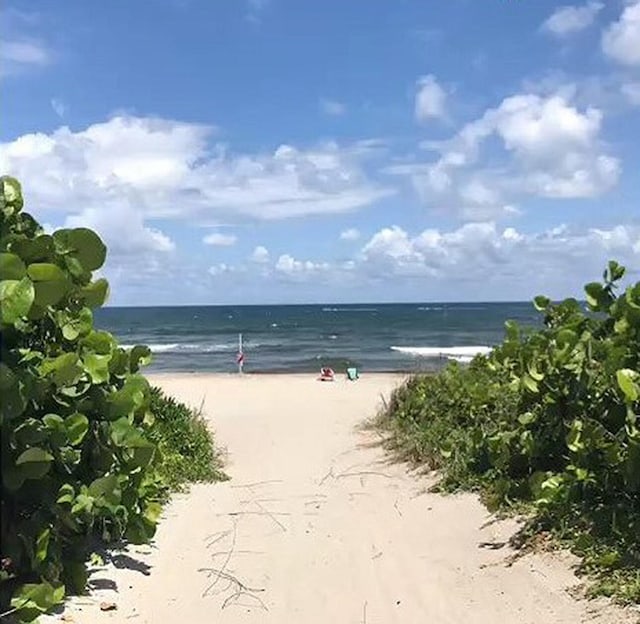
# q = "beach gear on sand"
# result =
<box><xmin>319</xmin><ymin>367</ymin><xmax>335</xmax><ymax>381</ymax></box>
<box><xmin>346</xmin><ymin>367</ymin><xmax>359</xmax><ymax>381</ymax></box>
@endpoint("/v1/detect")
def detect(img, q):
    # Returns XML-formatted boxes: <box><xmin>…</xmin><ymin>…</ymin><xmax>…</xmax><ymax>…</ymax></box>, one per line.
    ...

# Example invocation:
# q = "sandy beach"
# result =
<box><xmin>51</xmin><ymin>373</ymin><xmax>635</xmax><ymax>624</ymax></box>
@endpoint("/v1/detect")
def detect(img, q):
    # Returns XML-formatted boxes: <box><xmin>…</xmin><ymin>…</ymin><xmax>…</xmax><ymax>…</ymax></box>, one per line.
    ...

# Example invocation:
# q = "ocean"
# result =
<box><xmin>94</xmin><ymin>302</ymin><xmax>541</xmax><ymax>374</ymax></box>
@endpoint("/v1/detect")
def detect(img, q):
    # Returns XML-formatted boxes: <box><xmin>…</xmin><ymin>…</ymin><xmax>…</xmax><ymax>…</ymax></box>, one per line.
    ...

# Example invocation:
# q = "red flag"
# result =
<box><xmin>236</xmin><ymin>351</ymin><xmax>245</xmax><ymax>365</ymax></box>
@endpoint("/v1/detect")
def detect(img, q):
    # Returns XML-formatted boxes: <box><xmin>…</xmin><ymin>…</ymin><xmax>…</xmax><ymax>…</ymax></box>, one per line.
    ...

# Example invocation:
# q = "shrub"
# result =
<box><xmin>377</xmin><ymin>262</ymin><xmax>640</xmax><ymax>603</ymax></box>
<box><xmin>0</xmin><ymin>176</ymin><xmax>222</xmax><ymax>621</ymax></box>
<box><xmin>148</xmin><ymin>387</ymin><xmax>227</xmax><ymax>490</ymax></box>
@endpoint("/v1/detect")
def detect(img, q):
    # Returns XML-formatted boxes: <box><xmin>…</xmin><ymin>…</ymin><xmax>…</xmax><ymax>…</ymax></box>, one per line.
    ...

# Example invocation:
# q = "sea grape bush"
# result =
<box><xmin>0</xmin><ymin>177</ymin><xmax>163</xmax><ymax>621</ymax></box>
<box><xmin>380</xmin><ymin>261</ymin><xmax>640</xmax><ymax>601</ymax></box>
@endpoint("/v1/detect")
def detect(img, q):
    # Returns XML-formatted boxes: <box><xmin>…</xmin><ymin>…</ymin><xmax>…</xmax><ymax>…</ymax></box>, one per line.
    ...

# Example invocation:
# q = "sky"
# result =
<box><xmin>1</xmin><ymin>0</ymin><xmax>639</xmax><ymax>305</ymax></box>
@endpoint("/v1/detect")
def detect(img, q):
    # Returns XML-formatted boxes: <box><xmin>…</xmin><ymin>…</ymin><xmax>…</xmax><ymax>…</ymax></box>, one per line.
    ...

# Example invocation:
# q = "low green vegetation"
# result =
<box><xmin>377</xmin><ymin>262</ymin><xmax>640</xmax><ymax>604</ymax></box>
<box><xmin>0</xmin><ymin>176</ymin><xmax>224</xmax><ymax>622</ymax></box>
<box><xmin>148</xmin><ymin>387</ymin><xmax>227</xmax><ymax>490</ymax></box>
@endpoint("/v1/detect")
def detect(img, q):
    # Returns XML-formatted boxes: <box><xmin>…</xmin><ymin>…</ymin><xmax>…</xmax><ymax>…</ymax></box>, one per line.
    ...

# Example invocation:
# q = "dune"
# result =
<box><xmin>50</xmin><ymin>374</ymin><xmax>634</xmax><ymax>623</ymax></box>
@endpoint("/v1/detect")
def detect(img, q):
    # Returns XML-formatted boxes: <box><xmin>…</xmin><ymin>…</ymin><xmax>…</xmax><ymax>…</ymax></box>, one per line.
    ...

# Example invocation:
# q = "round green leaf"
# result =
<box><xmin>27</xmin><ymin>262</ymin><xmax>67</xmax><ymax>282</ymax></box>
<box><xmin>0</xmin><ymin>252</ymin><xmax>27</xmax><ymax>280</ymax></box>
<box><xmin>54</xmin><ymin>228</ymin><xmax>107</xmax><ymax>271</ymax></box>
<box><xmin>83</xmin><ymin>352</ymin><xmax>111</xmax><ymax>384</ymax></box>
<box><xmin>80</xmin><ymin>278</ymin><xmax>110</xmax><ymax>308</ymax></box>
<box><xmin>0</xmin><ymin>277</ymin><xmax>35</xmax><ymax>324</ymax></box>
<box><xmin>28</xmin><ymin>262</ymin><xmax>70</xmax><ymax>306</ymax></box>
<box><xmin>16</xmin><ymin>447</ymin><xmax>54</xmax><ymax>465</ymax></box>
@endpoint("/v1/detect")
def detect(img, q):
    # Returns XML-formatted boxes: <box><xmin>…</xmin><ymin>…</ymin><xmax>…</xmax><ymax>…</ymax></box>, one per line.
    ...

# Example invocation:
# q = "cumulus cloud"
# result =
<box><xmin>390</xmin><ymin>92</ymin><xmax>619</xmax><ymax>219</ymax></box>
<box><xmin>275</xmin><ymin>254</ymin><xmax>330</xmax><ymax>279</ymax></box>
<box><xmin>357</xmin><ymin>222</ymin><xmax>640</xmax><ymax>295</ymax></box>
<box><xmin>602</xmin><ymin>1</ymin><xmax>640</xmax><ymax>66</ymax></box>
<box><xmin>214</xmin><ymin>222</ymin><xmax>640</xmax><ymax>298</ymax></box>
<box><xmin>340</xmin><ymin>228</ymin><xmax>360</xmax><ymax>241</ymax></box>
<box><xmin>203</xmin><ymin>232</ymin><xmax>237</xmax><ymax>246</ymax></box>
<box><xmin>0</xmin><ymin>116</ymin><xmax>392</xmax><ymax>223</ymax></box>
<box><xmin>320</xmin><ymin>98</ymin><xmax>347</xmax><ymax>116</ymax></box>
<box><xmin>414</xmin><ymin>75</ymin><xmax>447</xmax><ymax>123</ymax></box>
<box><xmin>250</xmin><ymin>245</ymin><xmax>270</xmax><ymax>263</ymax></box>
<box><xmin>541</xmin><ymin>2</ymin><xmax>603</xmax><ymax>37</ymax></box>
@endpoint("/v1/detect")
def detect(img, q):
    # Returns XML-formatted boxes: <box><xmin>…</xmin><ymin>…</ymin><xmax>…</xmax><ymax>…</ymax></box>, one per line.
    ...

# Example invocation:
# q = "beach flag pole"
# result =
<box><xmin>237</xmin><ymin>333</ymin><xmax>244</xmax><ymax>374</ymax></box>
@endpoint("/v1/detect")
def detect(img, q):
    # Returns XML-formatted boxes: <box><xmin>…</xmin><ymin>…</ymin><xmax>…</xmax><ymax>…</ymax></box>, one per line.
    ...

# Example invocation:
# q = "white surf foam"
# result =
<box><xmin>390</xmin><ymin>345</ymin><xmax>492</xmax><ymax>359</ymax></box>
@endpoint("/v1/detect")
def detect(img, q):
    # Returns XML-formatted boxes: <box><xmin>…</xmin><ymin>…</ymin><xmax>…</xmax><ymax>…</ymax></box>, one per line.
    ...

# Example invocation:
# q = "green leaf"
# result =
<box><xmin>27</xmin><ymin>262</ymin><xmax>66</xmax><ymax>282</ymax></box>
<box><xmin>56</xmin><ymin>483</ymin><xmax>75</xmax><ymax>505</ymax></box>
<box><xmin>79</xmin><ymin>278</ymin><xmax>110</xmax><ymax>308</ymax></box>
<box><xmin>10</xmin><ymin>581</ymin><xmax>65</xmax><ymax>620</ymax></box>
<box><xmin>522</xmin><ymin>374</ymin><xmax>539</xmax><ymax>394</ymax></box>
<box><xmin>16</xmin><ymin>447</ymin><xmax>54</xmax><ymax>465</ymax></box>
<box><xmin>0</xmin><ymin>277</ymin><xmax>35</xmax><ymax>324</ymax></box>
<box><xmin>35</xmin><ymin>528</ymin><xmax>50</xmax><ymax>564</ymax></box>
<box><xmin>606</xmin><ymin>260</ymin><xmax>625</xmax><ymax>282</ymax></box>
<box><xmin>27</xmin><ymin>262</ymin><xmax>70</xmax><ymax>306</ymax></box>
<box><xmin>566</xmin><ymin>420</ymin><xmax>584</xmax><ymax>453</ymax></box>
<box><xmin>15</xmin><ymin>447</ymin><xmax>54</xmax><ymax>480</ymax></box>
<box><xmin>60</xmin><ymin>307</ymin><xmax>93</xmax><ymax>341</ymax></box>
<box><xmin>0</xmin><ymin>380</ymin><xmax>27</xmax><ymax>422</ymax></box>
<box><xmin>83</xmin><ymin>352</ymin><xmax>111</xmax><ymax>384</ymax></box>
<box><xmin>39</xmin><ymin>353</ymin><xmax>84</xmax><ymax>387</ymax></box>
<box><xmin>533</xmin><ymin>295</ymin><xmax>550</xmax><ymax>312</ymax></box>
<box><xmin>0</xmin><ymin>252</ymin><xmax>27</xmax><ymax>280</ymax></box>
<box><xmin>43</xmin><ymin>413</ymin><xmax>68</xmax><ymax>446</ymax></box>
<box><xmin>81</xmin><ymin>330</ymin><xmax>114</xmax><ymax>355</ymax></box>
<box><xmin>518</xmin><ymin>411</ymin><xmax>536</xmax><ymax>426</ymax></box>
<box><xmin>88</xmin><ymin>474</ymin><xmax>121</xmax><ymax>506</ymax></box>
<box><xmin>584</xmin><ymin>281</ymin><xmax>608</xmax><ymax>311</ymax></box>
<box><xmin>616</xmin><ymin>369</ymin><xmax>639</xmax><ymax>402</ymax></box>
<box><xmin>1</xmin><ymin>175</ymin><xmax>24</xmax><ymax>216</ymax></box>
<box><xmin>65</xmin><ymin>412</ymin><xmax>89</xmax><ymax>445</ymax></box>
<box><xmin>130</xmin><ymin>345</ymin><xmax>152</xmax><ymax>372</ymax></box>
<box><xmin>54</xmin><ymin>228</ymin><xmax>107</xmax><ymax>271</ymax></box>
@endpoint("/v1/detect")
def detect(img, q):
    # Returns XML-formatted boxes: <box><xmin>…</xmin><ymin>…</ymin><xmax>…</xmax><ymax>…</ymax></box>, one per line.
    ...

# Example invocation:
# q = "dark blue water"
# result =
<box><xmin>94</xmin><ymin>303</ymin><xmax>541</xmax><ymax>373</ymax></box>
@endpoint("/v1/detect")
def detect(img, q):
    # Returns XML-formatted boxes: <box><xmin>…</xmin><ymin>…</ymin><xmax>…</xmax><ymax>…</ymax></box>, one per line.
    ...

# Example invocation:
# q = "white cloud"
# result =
<box><xmin>203</xmin><ymin>232</ymin><xmax>237</xmax><ymax>246</ymax></box>
<box><xmin>320</xmin><ymin>98</ymin><xmax>346</xmax><ymax>116</ymax></box>
<box><xmin>64</xmin><ymin>205</ymin><xmax>174</xmax><ymax>256</ymax></box>
<box><xmin>0</xmin><ymin>38</ymin><xmax>51</xmax><ymax>75</ymax></box>
<box><xmin>0</xmin><ymin>115</ymin><xmax>392</xmax><ymax>222</ymax></box>
<box><xmin>275</xmin><ymin>254</ymin><xmax>330</xmax><ymax>278</ymax></box>
<box><xmin>542</xmin><ymin>2</ymin><xmax>603</xmax><ymax>37</ymax></box>
<box><xmin>415</xmin><ymin>75</ymin><xmax>447</xmax><ymax>123</ymax></box>
<box><xmin>390</xmin><ymin>92</ymin><xmax>619</xmax><ymax>219</ymax></box>
<box><xmin>622</xmin><ymin>82</ymin><xmax>640</xmax><ymax>105</ymax></box>
<box><xmin>208</xmin><ymin>263</ymin><xmax>234</xmax><ymax>276</ymax></box>
<box><xmin>602</xmin><ymin>1</ymin><xmax>640</xmax><ymax>66</ymax></box>
<box><xmin>358</xmin><ymin>222</ymin><xmax>640</xmax><ymax>293</ymax></box>
<box><xmin>340</xmin><ymin>228</ymin><xmax>360</xmax><ymax>241</ymax></box>
<box><xmin>250</xmin><ymin>245</ymin><xmax>270</xmax><ymax>263</ymax></box>
<box><xmin>50</xmin><ymin>98</ymin><xmax>66</xmax><ymax>118</ymax></box>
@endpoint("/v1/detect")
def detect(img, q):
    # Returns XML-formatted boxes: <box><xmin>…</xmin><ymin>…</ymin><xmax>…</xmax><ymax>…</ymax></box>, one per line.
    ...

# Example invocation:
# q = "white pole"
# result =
<box><xmin>238</xmin><ymin>332</ymin><xmax>243</xmax><ymax>374</ymax></box>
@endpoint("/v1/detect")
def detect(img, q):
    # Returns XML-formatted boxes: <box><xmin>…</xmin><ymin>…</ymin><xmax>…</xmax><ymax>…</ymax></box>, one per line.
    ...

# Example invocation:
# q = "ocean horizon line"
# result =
<box><xmin>102</xmin><ymin>300</ymin><xmax>542</xmax><ymax>310</ymax></box>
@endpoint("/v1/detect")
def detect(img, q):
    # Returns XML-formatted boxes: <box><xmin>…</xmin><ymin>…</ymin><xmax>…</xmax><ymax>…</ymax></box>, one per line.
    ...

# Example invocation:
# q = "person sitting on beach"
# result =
<box><xmin>319</xmin><ymin>367</ymin><xmax>335</xmax><ymax>381</ymax></box>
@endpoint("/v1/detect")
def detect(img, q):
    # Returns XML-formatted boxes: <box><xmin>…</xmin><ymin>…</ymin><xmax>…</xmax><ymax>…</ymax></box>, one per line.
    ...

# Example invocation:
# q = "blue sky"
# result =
<box><xmin>1</xmin><ymin>0</ymin><xmax>639</xmax><ymax>305</ymax></box>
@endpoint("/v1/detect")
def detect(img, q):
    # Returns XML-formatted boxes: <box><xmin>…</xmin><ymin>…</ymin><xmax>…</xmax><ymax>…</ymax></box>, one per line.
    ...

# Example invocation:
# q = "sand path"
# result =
<box><xmin>54</xmin><ymin>374</ymin><xmax>635</xmax><ymax>624</ymax></box>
